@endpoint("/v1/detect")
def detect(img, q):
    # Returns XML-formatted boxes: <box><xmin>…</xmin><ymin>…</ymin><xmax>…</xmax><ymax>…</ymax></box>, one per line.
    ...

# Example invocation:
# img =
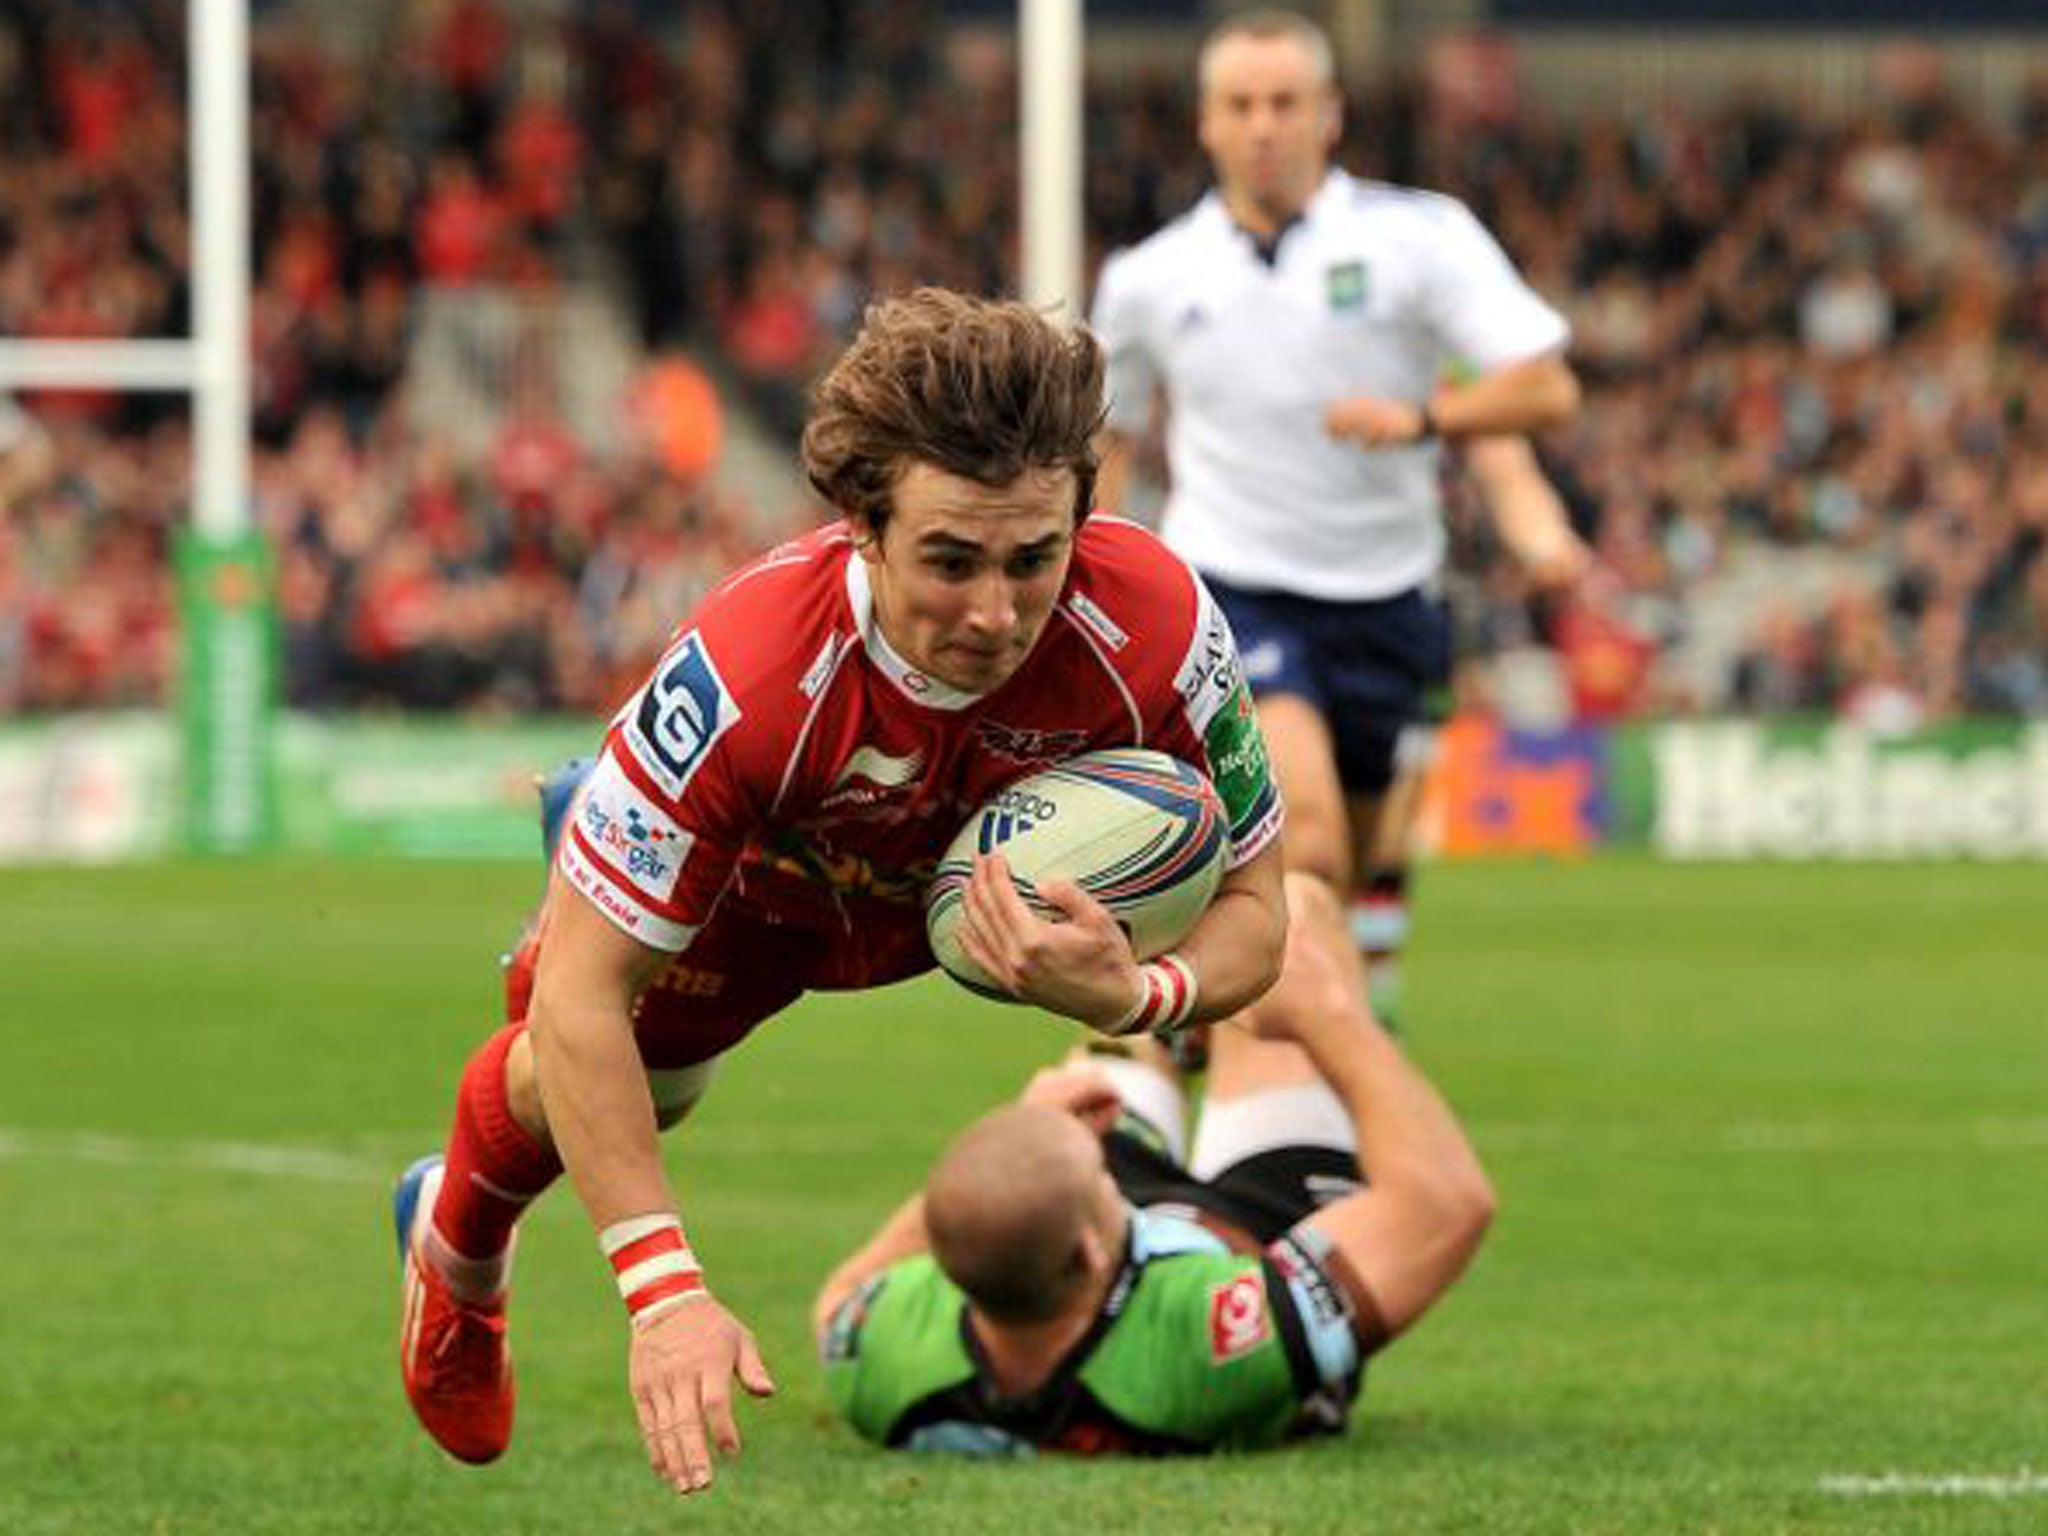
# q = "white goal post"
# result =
<box><xmin>2</xmin><ymin>0</ymin><xmax>1087</xmax><ymax>853</ymax></box>
<box><xmin>0</xmin><ymin>0</ymin><xmax>266</xmax><ymax>854</ymax></box>
<box><xmin>1020</xmin><ymin>0</ymin><xmax>1084</xmax><ymax>322</ymax></box>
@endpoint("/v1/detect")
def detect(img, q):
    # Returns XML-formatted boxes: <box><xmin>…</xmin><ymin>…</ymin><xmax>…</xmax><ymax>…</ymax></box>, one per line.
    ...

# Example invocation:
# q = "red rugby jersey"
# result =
<box><xmin>557</xmin><ymin>516</ymin><xmax>1282</xmax><ymax>990</ymax></box>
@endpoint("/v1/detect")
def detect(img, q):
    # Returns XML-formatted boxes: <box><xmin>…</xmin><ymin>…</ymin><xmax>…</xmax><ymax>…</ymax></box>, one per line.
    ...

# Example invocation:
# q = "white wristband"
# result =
<box><xmin>600</xmin><ymin>1213</ymin><xmax>706</xmax><ymax>1322</ymax></box>
<box><xmin>1105</xmin><ymin>955</ymin><xmax>1199</xmax><ymax>1037</ymax></box>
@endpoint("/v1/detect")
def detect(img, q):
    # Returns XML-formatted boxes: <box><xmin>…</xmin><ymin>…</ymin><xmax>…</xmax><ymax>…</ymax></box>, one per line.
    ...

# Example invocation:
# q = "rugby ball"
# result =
<box><xmin>924</xmin><ymin>748</ymin><xmax>1229</xmax><ymax>998</ymax></box>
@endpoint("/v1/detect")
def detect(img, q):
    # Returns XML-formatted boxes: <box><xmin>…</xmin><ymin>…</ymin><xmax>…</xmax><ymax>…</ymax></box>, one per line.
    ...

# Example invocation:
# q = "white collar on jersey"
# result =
<box><xmin>1202</xmin><ymin>167</ymin><xmax>1348</xmax><ymax>252</ymax></box>
<box><xmin>842</xmin><ymin>550</ymin><xmax>989</xmax><ymax>712</ymax></box>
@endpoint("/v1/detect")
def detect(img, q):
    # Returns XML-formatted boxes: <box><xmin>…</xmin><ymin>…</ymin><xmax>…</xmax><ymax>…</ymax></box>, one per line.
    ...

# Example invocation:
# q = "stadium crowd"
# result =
<box><xmin>3</xmin><ymin>0</ymin><xmax>2043</xmax><ymax>723</ymax></box>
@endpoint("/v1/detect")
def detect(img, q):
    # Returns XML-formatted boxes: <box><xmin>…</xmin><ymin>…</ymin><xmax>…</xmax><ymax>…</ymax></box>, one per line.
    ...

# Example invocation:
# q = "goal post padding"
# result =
<box><xmin>174</xmin><ymin>528</ymin><xmax>278</xmax><ymax>854</ymax></box>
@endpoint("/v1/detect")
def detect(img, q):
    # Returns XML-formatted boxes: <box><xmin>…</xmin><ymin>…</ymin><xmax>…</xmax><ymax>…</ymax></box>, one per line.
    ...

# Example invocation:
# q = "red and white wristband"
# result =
<box><xmin>601</xmin><ymin>1214</ymin><xmax>707</xmax><ymax>1327</ymax></box>
<box><xmin>1105</xmin><ymin>954</ymin><xmax>1199</xmax><ymax>1037</ymax></box>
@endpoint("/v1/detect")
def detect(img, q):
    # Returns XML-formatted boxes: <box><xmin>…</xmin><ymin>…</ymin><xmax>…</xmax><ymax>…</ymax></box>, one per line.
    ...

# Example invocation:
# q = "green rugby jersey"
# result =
<box><xmin>823</xmin><ymin>1206</ymin><xmax>1359</xmax><ymax>1456</ymax></box>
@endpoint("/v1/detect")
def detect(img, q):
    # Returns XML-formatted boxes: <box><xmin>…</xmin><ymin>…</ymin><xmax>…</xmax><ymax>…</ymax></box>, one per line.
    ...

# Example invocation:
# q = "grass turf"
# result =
<box><xmin>1</xmin><ymin>855</ymin><xmax>2043</xmax><ymax>1534</ymax></box>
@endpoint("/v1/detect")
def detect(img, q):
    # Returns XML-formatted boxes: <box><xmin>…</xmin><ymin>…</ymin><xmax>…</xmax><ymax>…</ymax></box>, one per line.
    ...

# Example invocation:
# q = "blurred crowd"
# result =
<box><xmin>1416</xmin><ymin>61</ymin><xmax>2048</xmax><ymax>725</ymax></box>
<box><xmin>3</xmin><ymin>0</ymin><xmax>2044</xmax><ymax>726</ymax></box>
<box><xmin>0</xmin><ymin>0</ymin><xmax>770</xmax><ymax>713</ymax></box>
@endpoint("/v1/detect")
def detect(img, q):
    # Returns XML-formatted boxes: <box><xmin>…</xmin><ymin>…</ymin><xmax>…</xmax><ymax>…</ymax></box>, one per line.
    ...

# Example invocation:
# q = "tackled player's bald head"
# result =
<box><xmin>925</xmin><ymin>1105</ymin><xmax>1106</xmax><ymax>1324</ymax></box>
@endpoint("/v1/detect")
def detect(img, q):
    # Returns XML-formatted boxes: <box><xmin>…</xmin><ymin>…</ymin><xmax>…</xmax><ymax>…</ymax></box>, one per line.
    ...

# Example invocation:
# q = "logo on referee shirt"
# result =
<box><xmin>1326</xmin><ymin>259</ymin><xmax>1368</xmax><ymax>313</ymax></box>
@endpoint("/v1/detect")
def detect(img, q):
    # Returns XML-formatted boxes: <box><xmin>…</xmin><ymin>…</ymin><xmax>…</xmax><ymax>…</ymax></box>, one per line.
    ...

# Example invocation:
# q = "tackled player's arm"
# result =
<box><xmin>1250</xmin><ymin>877</ymin><xmax>1495</xmax><ymax>1353</ymax></box>
<box><xmin>811</xmin><ymin>1194</ymin><xmax>929</xmax><ymax>1345</ymax></box>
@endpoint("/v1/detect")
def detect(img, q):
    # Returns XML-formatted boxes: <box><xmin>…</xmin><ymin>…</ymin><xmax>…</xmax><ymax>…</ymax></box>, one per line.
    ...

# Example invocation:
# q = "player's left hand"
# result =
<box><xmin>1019</xmin><ymin>1061</ymin><xmax>1124</xmax><ymax>1135</ymax></box>
<box><xmin>627</xmin><ymin>1294</ymin><xmax>776</xmax><ymax>1496</ymax></box>
<box><xmin>1324</xmin><ymin>395</ymin><xmax>1431</xmax><ymax>449</ymax></box>
<box><xmin>1518</xmin><ymin>531</ymin><xmax>1595</xmax><ymax>593</ymax></box>
<box><xmin>957</xmin><ymin>852</ymin><xmax>1143</xmax><ymax>1032</ymax></box>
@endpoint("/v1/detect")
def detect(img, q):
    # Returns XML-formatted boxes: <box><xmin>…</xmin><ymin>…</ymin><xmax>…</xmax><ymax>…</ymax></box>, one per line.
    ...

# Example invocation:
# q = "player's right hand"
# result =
<box><xmin>958</xmin><ymin>852</ymin><xmax>1143</xmax><ymax>1031</ymax></box>
<box><xmin>626</xmin><ymin>1294</ymin><xmax>776</xmax><ymax>1495</ymax></box>
<box><xmin>1323</xmin><ymin>395</ymin><xmax>1429</xmax><ymax>449</ymax></box>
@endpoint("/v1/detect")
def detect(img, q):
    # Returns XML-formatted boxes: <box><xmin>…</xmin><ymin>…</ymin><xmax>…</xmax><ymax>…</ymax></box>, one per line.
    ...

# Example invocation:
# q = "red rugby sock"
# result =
<box><xmin>431</xmin><ymin>1025</ymin><xmax>563</xmax><ymax>1263</ymax></box>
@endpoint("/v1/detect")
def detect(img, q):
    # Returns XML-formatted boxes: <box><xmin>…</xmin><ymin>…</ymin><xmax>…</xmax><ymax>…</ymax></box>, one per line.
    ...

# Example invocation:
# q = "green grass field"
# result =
<box><xmin>2</xmin><ymin>856</ymin><xmax>2044</xmax><ymax>1535</ymax></box>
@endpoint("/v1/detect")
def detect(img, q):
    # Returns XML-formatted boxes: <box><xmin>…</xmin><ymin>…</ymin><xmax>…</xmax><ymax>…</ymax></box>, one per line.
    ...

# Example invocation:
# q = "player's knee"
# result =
<box><xmin>501</xmin><ymin>1028</ymin><xmax>555</xmax><ymax>1147</ymax></box>
<box><xmin>1282</xmin><ymin>870</ymin><xmax>1345</xmax><ymax>930</ymax></box>
<box><xmin>648</xmin><ymin>1062</ymin><xmax>716</xmax><ymax>1130</ymax></box>
<box><xmin>1279</xmin><ymin>821</ymin><xmax>1348</xmax><ymax>888</ymax></box>
<box><xmin>502</xmin><ymin>934</ymin><xmax>540</xmax><ymax>1025</ymax></box>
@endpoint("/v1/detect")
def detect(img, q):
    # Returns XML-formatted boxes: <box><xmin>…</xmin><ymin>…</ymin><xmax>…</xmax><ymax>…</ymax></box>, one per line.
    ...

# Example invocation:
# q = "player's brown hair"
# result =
<box><xmin>801</xmin><ymin>287</ymin><xmax>1105</xmax><ymax>533</ymax></box>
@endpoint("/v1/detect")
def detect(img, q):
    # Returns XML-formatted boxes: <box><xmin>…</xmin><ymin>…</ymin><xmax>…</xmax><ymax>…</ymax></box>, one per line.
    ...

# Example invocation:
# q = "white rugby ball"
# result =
<box><xmin>924</xmin><ymin>748</ymin><xmax>1229</xmax><ymax>998</ymax></box>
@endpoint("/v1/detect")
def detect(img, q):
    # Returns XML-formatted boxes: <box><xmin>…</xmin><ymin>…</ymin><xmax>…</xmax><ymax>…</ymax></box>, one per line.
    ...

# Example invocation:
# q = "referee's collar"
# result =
<box><xmin>1208</xmin><ymin>170</ymin><xmax>1346</xmax><ymax>268</ymax></box>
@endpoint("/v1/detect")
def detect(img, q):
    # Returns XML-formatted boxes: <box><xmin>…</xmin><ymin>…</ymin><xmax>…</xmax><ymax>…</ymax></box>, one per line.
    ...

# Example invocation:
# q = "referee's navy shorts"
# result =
<box><xmin>1202</xmin><ymin>576</ymin><xmax>1451</xmax><ymax>796</ymax></box>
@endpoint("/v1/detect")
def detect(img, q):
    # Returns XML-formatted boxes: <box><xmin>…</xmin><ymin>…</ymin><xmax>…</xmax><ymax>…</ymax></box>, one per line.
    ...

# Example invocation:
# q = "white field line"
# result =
<box><xmin>1</xmin><ymin>1117</ymin><xmax>2046</xmax><ymax>1186</ymax></box>
<box><xmin>1819</xmin><ymin>1470</ymin><xmax>2048</xmax><ymax>1498</ymax></box>
<box><xmin>0</xmin><ymin>1126</ymin><xmax>385</xmax><ymax>1184</ymax></box>
<box><xmin>1472</xmin><ymin>1117</ymin><xmax>2048</xmax><ymax>1155</ymax></box>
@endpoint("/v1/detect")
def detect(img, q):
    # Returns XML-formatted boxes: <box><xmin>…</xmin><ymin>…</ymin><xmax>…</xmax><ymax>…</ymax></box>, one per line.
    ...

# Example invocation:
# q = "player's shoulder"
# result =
<box><xmin>1332</xmin><ymin>172</ymin><xmax>1485</xmax><ymax>239</ymax></box>
<box><xmin>827</xmin><ymin>1256</ymin><xmax>957</xmax><ymax>1352</ymax></box>
<box><xmin>1127</xmin><ymin>1247</ymin><xmax>1293</xmax><ymax>1380</ymax></box>
<box><xmin>697</xmin><ymin>523</ymin><xmax>849</xmax><ymax>622</ymax></box>
<box><xmin>1066</xmin><ymin>517</ymin><xmax>1202</xmax><ymax>637</ymax></box>
<box><xmin>1338</xmin><ymin>169</ymin><xmax>1469</xmax><ymax>217</ymax></box>
<box><xmin>684</xmin><ymin>523</ymin><xmax>855</xmax><ymax>686</ymax></box>
<box><xmin>1074</xmin><ymin>512</ymin><xmax>1181</xmax><ymax>563</ymax></box>
<box><xmin>822</xmin><ymin>1258</ymin><xmax>975</xmax><ymax>1442</ymax></box>
<box><xmin>611</xmin><ymin>524</ymin><xmax>855</xmax><ymax>802</ymax></box>
<box><xmin>1086</xmin><ymin>1244</ymin><xmax>1297</xmax><ymax>1433</ymax></box>
<box><xmin>1099</xmin><ymin>195</ymin><xmax>1227</xmax><ymax>286</ymax></box>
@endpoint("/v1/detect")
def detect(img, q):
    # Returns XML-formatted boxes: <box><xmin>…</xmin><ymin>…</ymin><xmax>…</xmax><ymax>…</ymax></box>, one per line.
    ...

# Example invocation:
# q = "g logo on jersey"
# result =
<box><xmin>629</xmin><ymin>634</ymin><xmax>740</xmax><ymax>797</ymax></box>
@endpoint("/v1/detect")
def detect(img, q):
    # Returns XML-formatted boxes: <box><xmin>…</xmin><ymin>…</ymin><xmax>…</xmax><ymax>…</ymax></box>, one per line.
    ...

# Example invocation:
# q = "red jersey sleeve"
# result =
<box><xmin>1067</xmin><ymin>519</ymin><xmax>1285</xmax><ymax>867</ymax></box>
<box><xmin>555</xmin><ymin>539</ymin><xmax>836</xmax><ymax>949</ymax></box>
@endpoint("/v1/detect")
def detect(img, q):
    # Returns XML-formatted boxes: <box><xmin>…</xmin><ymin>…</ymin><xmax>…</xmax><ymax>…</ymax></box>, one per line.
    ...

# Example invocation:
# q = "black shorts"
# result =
<box><xmin>1104</xmin><ymin>1128</ymin><xmax>1361</xmax><ymax>1247</ymax></box>
<box><xmin>1204</xmin><ymin>577</ymin><xmax>1452</xmax><ymax>795</ymax></box>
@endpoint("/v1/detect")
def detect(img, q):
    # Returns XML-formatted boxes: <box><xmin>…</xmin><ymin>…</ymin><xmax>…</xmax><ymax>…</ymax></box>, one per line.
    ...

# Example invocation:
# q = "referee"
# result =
<box><xmin>1091</xmin><ymin>9</ymin><xmax>1582</xmax><ymax>1016</ymax></box>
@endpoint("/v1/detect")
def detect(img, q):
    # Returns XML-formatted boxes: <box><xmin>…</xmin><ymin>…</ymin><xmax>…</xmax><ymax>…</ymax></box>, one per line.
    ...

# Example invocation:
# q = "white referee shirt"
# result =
<box><xmin>1092</xmin><ymin>170</ymin><xmax>1569</xmax><ymax>601</ymax></box>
